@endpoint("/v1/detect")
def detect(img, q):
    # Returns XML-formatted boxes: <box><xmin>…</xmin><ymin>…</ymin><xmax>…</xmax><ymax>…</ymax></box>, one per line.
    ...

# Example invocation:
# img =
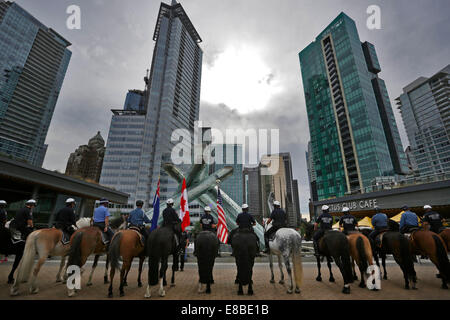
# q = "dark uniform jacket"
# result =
<box><xmin>339</xmin><ymin>214</ymin><xmax>357</xmax><ymax>232</ymax></box>
<box><xmin>317</xmin><ymin>213</ymin><xmax>333</xmax><ymax>230</ymax></box>
<box><xmin>14</xmin><ymin>207</ymin><xmax>33</xmax><ymax>231</ymax></box>
<box><xmin>236</xmin><ymin>212</ymin><xmax>256</xmax><ymax>229</ymax></box>
<box><xmin>423</xmin><ymin>211</ymin><xmax>443</xmax><ymax>233</ymax></box>
<box><xmin>162</xmin><ymin>207</ymin><xmax>181</xmax><ymax>227</ymax></box>
<box><xmin>0</xmin><ymin>208</ymin><xmax>7</xmax><ymax>227</ymax></box>
<box><xmin>200</xmin><ymin>213</ymin><xmax>216</xmax><ymax>232</ymax></box>
<box><xmin>54</xmin><ymin>206</ymin><xmax>77</xmax><ymax>230</ymax></box>
<box><xmin>270</xmin><ymin>208</ymin><xmax>287</xmax><ymax>228</ymax></box>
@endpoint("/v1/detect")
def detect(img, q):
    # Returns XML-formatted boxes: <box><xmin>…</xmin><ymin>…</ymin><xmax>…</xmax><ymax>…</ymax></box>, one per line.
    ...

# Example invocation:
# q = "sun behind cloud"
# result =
<box><xmin>201</xmin><ymin>44</ymin><xmax>283</xmax><ymax>113</ymax></box>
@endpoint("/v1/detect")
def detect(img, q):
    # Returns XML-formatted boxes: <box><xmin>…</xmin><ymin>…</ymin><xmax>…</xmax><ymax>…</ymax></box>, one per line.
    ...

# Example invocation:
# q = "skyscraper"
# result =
<box><xmin>299</xmin><ymin>12</ymin><xmax>407</xmax><ymax>201</ymax></box>
<box><xmin>137</xmin><ymin>0</ymin><xmax>203</xmax><ymax>207</ymax></box>
<box><xmin>396</xmin><ymin>65</ymin><xmax>450</xmax><ymax>176</ymax></box>
<box><xmin>0</xmin><ymin>1</ymin><xmax>71</xmax><ymax>166</ymax></box>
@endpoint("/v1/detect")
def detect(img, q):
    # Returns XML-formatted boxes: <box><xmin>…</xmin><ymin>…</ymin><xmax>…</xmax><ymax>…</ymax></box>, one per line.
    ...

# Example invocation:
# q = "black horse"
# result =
<box><xmin>195</xmin><ymin>231</ymin><xmax>219</xmax><ymax>294</ymax></box>
<box><xmin>0</xmin><ymin>226</ymin><xmax>25</xmax><ymax>284</ymax></box>
<box><xmin>361</xmin><ymin>220</ymin><xmax>417</xmax><ymax>289</ymax></box>
<box><xmin>315</xmin><ymin>230</ymin><xmax>354</xmax><ymax>294</ymax></box>
<box><xmin>231</xmin><ymin>229</ymin><xmax>258</xmax><ymax>295</ymax></box>
<box><xmin>144</xmin><ymin>222</ymin><xmax>181</xmax><ymax>298</ymax></box>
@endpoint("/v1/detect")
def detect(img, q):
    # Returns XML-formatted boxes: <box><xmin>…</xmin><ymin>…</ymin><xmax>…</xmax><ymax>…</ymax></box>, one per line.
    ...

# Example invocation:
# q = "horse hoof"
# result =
<box><xmin>329</xmin><ymin>277</ymin><xmax>335</xmax><ymax>283</ymax></box>
<box><xmin>441</xmin><ymin>284</ymin><xmax>448</xmax><ymax>290</ymax></box>
<box><xmin>138</xmin><ymin>282</ymin><xmax>142</xmax><ymax>288</ymax></box>
<box><xmin>287</xmin><ymin>289</ymin><xmax>293</xmax><ymax>294</ymax></box>
<box><xmin>342</xmin><ymin>287</ymin><xmax>350</xmax><ymax>294</ymax></box>
<box><xmin>7</xmin><ymin>278</ymin><xmax>14</xmax><ymax>285</ymax></box>
<box><xmin>238</xmin><ymin>291</ymin><xmax>243</xmax><ymax>295</ymax></box>
<box><xmin>359</xmin><ymin>283</ymin><xmax>365</xmax><ymax>288</ymax></box>
<box><xmin>270</xmin><ymin>279</ymin><xmax>275</xmax><ymax>284</ymax></box>
<box><xmin>30</xmin><ymin>287</ymin><xmax>39</xmax><ymax>294</ymax></box>
<box><xmin>10</xmin><ymin>288</ymin><xmax>19</xmax><ymax>296</ymax></box>
<box><xmin>108</xmin><ymin>293</ymin><xmax>113</xmax><ymax>298</ymax></box>
<box><xmin>68</xmin><ymin>290</ymin><xmax>76</xmax><ymax>297</ymax></box>
<box><xmin>120</xmin><ymin>292</ymin><xmax>125</xmax><ymax>297</ymax></box>
<box><xmin>56</xmin><ymin>279</ymin><xmax>62</xmax><ymax>283</ymax></box>
<box><xmin>248</xmin><ymin>290</ymin><xmax>253</xmax><ymax>296</ymax></box>
<box><xmin>170</xmin><ymin>283</ymin><xmax>175</xmax><ymax>287</ymax></box>
<box><xmin>123</xmin><ymin>282</ymin><xmax>128</xmax><ymax>287</ymax></box>
<box><xmin>383</xmin><ymin>275</ymin><xmax>387</xmax><ymax>280</ymax></box>
<box><xmin>206</xmin><ymin>289</ymin><xmax>211</xmax><ymax>294</ymax></box>
<box><xmin>295</xmin><ymin>288</ymin><xmax>301</xmax><ymax>294</ymax></box>
<box><xmin>86</xmin><ymin>282</ymin><xmax>92</xmax><ymax>287</ymax></box>
<box><xmin>159</xmin><ymin>290</ymin><xmax>166</xmax><ymax>297</ymax></box>
<box><xmin>279</xmin><ymin>280</ymin><xmax>284</xmax><ymax>285</ymax></box>
<box><xmin>144</xmin><ymin>294</ymin><xmax>151</xmax><ymax>299</ymax></box>
<box><xmin>316</xmin><ymin>276</ymin><xmax>322</xmax><ymax>282</ymax></box>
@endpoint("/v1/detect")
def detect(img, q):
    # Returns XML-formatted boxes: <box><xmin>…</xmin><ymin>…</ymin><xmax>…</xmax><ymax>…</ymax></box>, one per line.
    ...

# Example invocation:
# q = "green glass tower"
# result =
<box><xmin>299</xmin><ymin>12</ymin><xmax>408</xmax><ymax>201</ymax></box>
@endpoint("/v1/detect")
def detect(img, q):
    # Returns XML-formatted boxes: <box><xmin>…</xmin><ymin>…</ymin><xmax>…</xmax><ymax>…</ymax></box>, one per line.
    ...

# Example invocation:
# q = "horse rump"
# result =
<box><xmin>233</xmin><ymin>232</ymin><xmax>257</xmax><ymax>286</ymax></box>
<box><xmin>195</xmin><ymin>232</ymin><xmax>218</xmax><ymax>284</ymax></box>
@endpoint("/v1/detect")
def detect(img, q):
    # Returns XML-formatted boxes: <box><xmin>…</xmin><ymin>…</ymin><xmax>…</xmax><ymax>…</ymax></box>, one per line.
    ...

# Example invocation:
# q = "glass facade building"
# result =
<box><xmin>396</xmin><ymin>65</ymin><xmax>450</xmax><ymax>176</ymax></box>
<box><xmin>299</xmin><ymin>12</ymin><xmax>407</xmax><ymax>201</ymax></box>
<box><xmin>0</xmin><ymin>1</ymin><xmax>71</xmax><ymax>166</ymax></box>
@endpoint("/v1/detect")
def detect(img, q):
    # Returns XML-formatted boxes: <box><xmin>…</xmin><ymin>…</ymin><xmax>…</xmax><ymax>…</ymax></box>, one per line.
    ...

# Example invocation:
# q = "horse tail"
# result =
<box><xmin>291</xmin><ymin>235</ymin><xmax>303</xmax><ymax>288</ymax></box>
<box><xmin>196</xmin><ymin>234</ymin><xmax>215</xmax><ymax>283</ymax></box>
<box><xmin>109</xmin><ymin>232</ymin><xmax>122</xmax><ymax>271</ymax></box>
<box><xmin>236</xmin><ymin>237</ymin><xmax>252</xmax><ymax>286</ymax></box>
<box><xmin>148</xmin><ymin>241</ymin><xmax>160</xmax><ymax>286</ymax></box>
<box><xmin>68</xmin><ymin>231</ymin><xmax>84</xmax><ymax>267</ymax></box>
<box><xmin>398</xmin><ymin>233</ymin><xmax>416</xmax><ymax>280</ymax></box>
<box><xmin>356</xmin><ymin>236</ymin><xmax>368</xmax><ymax>273</ymax></box>
<box><xmin>432</xmin><ymin>235</ymin><xmax>450</xmax><ymax>282</ymax></box>
<box><xmin>338</xmin><ymin>236</ymin><xmax>354</xmax><ymax>284</ymax></box>
<box><xmin>15</xmin><ymin>231</ymin><xmax>38</xmax><ymax>283</ymax></box>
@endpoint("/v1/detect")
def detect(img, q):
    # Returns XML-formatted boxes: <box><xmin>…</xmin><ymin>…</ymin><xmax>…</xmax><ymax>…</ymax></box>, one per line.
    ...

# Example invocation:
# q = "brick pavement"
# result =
<box><xmin>0</xmin><ymin>257</ymin><xmax>449</xmax><ymax>300</ymax></box>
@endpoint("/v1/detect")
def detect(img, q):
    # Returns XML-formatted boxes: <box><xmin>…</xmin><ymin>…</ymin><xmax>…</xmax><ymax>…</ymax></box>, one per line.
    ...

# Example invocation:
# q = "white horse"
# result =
<box><xmin>10</xmin><ymin>217</ymin><xmax>91</xmax><ymax>296</ymax></box>
<box><xmin>267</xmin><ymin>226</ymin><xmax>304</xmax><ymax>294</ymax></box>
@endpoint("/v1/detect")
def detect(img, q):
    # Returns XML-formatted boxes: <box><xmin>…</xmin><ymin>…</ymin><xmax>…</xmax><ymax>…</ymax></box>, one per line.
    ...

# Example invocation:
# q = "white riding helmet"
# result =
<box><xmin>66</xmin><ymin>198</ymin><xmax>76</xmax><ymax>204</ymax></box>
<box><xmin>26</xmin><ymin>199</ymin><xmax>37</xmax><ymax>205</ymax></box>
<box><xmin>322</xmin><ymin>205</ymin><xmax>329</xmax><ymax>211</ymax></box>
<box><xmin>242</xmin><ymin>204</ymin><xmax>249</xmax><ymax>209</ymax></box>
<box><xmin>204</xmin><ymin>206</ymin><xmax>211</xmax><ymax>212</ymax></box>
<box><xmin>342</xmin><ymin>207</ymin><xmax>350</xmax><ymax>213</ymax></box>
<box><xmin>423</xmin><ymin>205</ymin><xmax>432</xmax><ymax>210</ymax></box>
<box><xmin>167</xmin><ymin>198</ymin><xmax>174</xmax><ymax>205</ymax></box>
<box><xmin>0</xmin><ymin>200</ymin><xmax>6</xmax><ymax>205</ymax></box>
<box><xmin>273</xmin><ymin>200</ymin><xmax>280</xmax><ymax>206</ymax></box>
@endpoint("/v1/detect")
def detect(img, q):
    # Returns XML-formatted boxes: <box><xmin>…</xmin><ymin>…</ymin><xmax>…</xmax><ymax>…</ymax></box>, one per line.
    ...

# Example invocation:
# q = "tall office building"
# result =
<box><xmin>0</xmin><ymin>1</ymin><xmax>71</xmax><ymax>166</ymax></box>
<box><xmin>306</xmin><ymin>141</ymin><xmax>318</xmax><ymax>201</ymax></box>
<box><xmin>137</xmin><ymin>0</ymin><xmax>203</xmax><ymax>207</ymax></box>
<box><xmin>209</xmin><ymin>144</ymin><xmax>243</xmax><ymax>206</ymax></box>
<box><xmin>396</xmin><ymin>65</ymin><xmax>450</xmax><ymax>176</ymax></box>
<box><xmin>243</xmin><ymin>166</ymin><xmax>263</xmax><ymax>223</ymax></box>
<box><xmin>299</xmin><ymin>12</ymin><xmax>407</xmax><ymax>201</ymax></box>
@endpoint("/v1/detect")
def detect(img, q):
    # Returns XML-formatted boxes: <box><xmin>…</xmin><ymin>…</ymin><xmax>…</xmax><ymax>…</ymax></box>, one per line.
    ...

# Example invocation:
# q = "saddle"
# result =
<box><xmin>10</xmin><ymin>228</ymin><xmax>24</xmax><ymax>245</ymax></box>
<box><xmin>101</xmin><ymin>232</ymin><xmax>110</xmax><ymax>245</ymax></box>
<box><xmin>129</xmin><ymin>226</ymin><xmax>145</xmax><ymax>247</ymax></box>
<box><xmin>61</xmin><ymin>230</ymin><xmax>71</xmax><ymax>245</ymax></box>
<box><xmin>375</xmin><ymin>230</ymin><xmax>388</xmax><ymax>249</ymax></box>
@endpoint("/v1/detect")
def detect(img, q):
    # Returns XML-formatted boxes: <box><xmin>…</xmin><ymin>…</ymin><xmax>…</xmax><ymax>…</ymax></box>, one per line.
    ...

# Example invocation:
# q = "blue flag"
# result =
<box><xmin>150</xmin><ymin>180</ymin><xmax>160</xmax><ymax>231</ymax></box>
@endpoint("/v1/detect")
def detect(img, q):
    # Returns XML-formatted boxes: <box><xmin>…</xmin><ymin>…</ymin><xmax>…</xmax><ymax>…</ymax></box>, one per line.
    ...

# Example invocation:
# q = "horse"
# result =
<box><xmin>0</xmin><ymin>221</ymin><xmax>25</xmax><ymax>284</ymax></box>
<box><xmin>439</xmin><ymin>228</ymin><xmax>450</xmax><ymax>251</ymax></box>
<box><xmin>408</xmin><ymin>229</ymin><xmax>450</xmax><ymax>289</ymax></box>
<box><xmin>9</xmin><ymin>218</ymin><xmax>91</xmax><ymax>296</ymax></box>
<box><xmin>66</xmin><ymin>216</ymin><xmax>126</xmax><ymax>297</ymax></box>
<box><xmin>195</xmin><ymin>231</ymin><xmax>219</xmax><ymax>294</ymax></box>
<box><xmin>315</xmin><ymin>230</ymin><xmax>354</xmax><ymax>294</ymax></box>
<box><xmin>107</xmin><ymin>228</ymin><xmax>146</xmax><ymax>297</ymax></box>
<box><xmin>144</xmin><ymin>222</ymin><xmax>181</xmax><ymax>298</ymax></box>
<box><xmin>346</xmin><ymin>232</ymin><xmax>375</xmax><ymax>289</ymax></box>
<box><xmin>267</xmin><ymin>228</ymin><xmax>303</xmax><ymax>294</ymax></box>
<box><xmin>230</xmin><ymin>229</ymin><xmax>258</xmax><ymax>295</ymax></box>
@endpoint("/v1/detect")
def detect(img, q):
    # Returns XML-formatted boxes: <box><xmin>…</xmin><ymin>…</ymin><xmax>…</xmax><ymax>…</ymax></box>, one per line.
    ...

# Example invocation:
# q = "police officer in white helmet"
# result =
<box><xmin>313</xmin><ymin>205</ymin><xmax>334</xmax><ymax>257</ymax></box>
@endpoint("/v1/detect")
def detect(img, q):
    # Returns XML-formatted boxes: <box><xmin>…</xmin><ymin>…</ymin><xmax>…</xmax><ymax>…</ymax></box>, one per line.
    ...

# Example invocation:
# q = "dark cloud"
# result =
<box><xmin>13</xmin><ymin>0</ymin><xmax>449</xmax><ymax>215</ymax></box>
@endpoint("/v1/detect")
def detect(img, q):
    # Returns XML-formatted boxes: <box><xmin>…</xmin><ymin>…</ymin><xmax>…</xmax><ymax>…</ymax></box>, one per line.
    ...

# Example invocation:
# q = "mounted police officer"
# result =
<box><xmin>0</xmin><ymin>200</ymin><xmax>7</xmax><ymax>227</ymax></box>
<box><xmin>369</xmin><ymin>206</ymin><xmax>388</xmax><ymax>244</ymax></box>
<box><xmin>54</xmin><ymin>198</ymin><xmax>77</xmax><ymax>237</ymax></box>
<box><xmin>338</xmin><ymin>207</ymin><xmax>357</xmax><ymax>235</ymax></box>
<box><xmin>263</xmin><ymin>200</ymin><xmax>287</xmax><ymax>253</ymax></box>
<box><xmin>234</xmin><ymin>204</ymin><xmax>260</xmax><ymax>251</ymax></box>
<box><xmin>313</xmin><ymin>205</ymin><xmax>333</xmax><ymax>257</ymax></box>
<box><xmin>399</xmin><ymin>205</ymin><xmax>419</xmax><ymax>234</ymax></box>
<box><xmin>12</xmin><ymin>199</ymin><xmax>37</xmax><ymax>241</ymax></box>
<box><xmin>162</xmin><ymin>198</ymin><xmax>182</xmax><ymax>253</ymax></box>
<box><xmin>92</xmin><ymin>198</ymin><xmax>114</xmax><ymax>245</ymax></box>
<box><xmin>200</xmin><ymin>206</ymin><xmax>216</xmax><ymax>232</ymax></box>
<box><xmin>127</xmin><ymin>200</ymin><xmax>151</xmax><ymax>241</ymax></box>
<box><xmin>422</xmin><ymin>205</ymin><xmax>444</xmax><ymax>234</ymax></box>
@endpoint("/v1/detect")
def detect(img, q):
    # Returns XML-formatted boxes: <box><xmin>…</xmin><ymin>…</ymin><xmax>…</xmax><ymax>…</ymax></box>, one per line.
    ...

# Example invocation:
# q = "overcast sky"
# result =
<box><xmin>15</xmin><ymin>0</ymin><xmax>450</xmax><ymax>216</ymax></box>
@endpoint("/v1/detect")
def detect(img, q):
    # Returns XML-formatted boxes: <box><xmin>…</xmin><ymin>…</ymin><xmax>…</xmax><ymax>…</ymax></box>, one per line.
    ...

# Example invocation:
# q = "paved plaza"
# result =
<box><xmin>0</xmin><ymin>256</ymin><xmax>449</xmax><ymax>300</ymax></box>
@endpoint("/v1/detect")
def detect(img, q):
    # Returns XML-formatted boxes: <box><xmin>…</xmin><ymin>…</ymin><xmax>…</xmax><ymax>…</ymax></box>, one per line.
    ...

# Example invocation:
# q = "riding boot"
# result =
<box><xmin>313</xmin><ymin>240</ymin><xmax>320</xmax><ymax>257</ymax></box>
<box><xmin>263</xmin><ymin>236</ymin><xmax>270</xmax><ymax>254</ymax></box>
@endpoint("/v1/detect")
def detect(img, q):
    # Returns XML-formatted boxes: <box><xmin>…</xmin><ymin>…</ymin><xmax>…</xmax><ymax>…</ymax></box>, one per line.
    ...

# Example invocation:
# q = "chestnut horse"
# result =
<box><xmin>409</xmin><ymin>230</ymin><xmax>450</xmax><ymax>289</ymax></box>
<box><xmin>9</xmin><ymin>218</ymin><xmax>91</xmax><ymax>296</ymax></box>
<box><xmin>347</xmin><ymin>233</ymin><xmax>375</xmax><ymax>289</ymax></box>
<box><xmin>107</xmin><ymin>228</ymin><xmax>146</xmax><ymax>298</ymax></box>
<box><xmin>439</xmin><ymin>229</ymin><xmax>450</xmax><ymax>252</ymax></box>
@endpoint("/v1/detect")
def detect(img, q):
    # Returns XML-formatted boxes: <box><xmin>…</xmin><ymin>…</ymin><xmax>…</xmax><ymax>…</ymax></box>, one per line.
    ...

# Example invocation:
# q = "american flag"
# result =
<box><xmin>216</xmin><ymin>187</ymin><xmax>228</xmax><ymax>243</ymax></box>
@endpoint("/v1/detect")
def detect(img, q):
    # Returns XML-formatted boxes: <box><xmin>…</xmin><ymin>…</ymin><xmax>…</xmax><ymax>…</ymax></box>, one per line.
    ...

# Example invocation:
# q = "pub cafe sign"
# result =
<box><xmin>328</xmin><ymin>199</ymin><xmax>378</xmax><ymax>212</ymax></box>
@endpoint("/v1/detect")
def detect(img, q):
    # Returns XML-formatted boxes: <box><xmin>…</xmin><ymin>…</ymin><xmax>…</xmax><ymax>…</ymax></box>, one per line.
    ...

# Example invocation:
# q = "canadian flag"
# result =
<box><xmin>179</xmin><ymin>178</ymin><xmax>190</xmax><ymax>231</ymax></box>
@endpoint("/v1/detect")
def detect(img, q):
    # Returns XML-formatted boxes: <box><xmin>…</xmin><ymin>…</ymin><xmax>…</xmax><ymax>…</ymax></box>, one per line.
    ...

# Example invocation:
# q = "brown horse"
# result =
<box><xmin>409</xmin><ymin>230</ymin><xmax>450</xmax><ymax>289</ymax></box>
<box><xmin>107</xmin><ymin>228</ymin><xmax>146</xmax><ymax>298</ymax></box>
<box><xmin>439</xmin><ymin>229</ymin><xmax>450</xmax><ymax>251</ymax></box>
<box><xmin>347</xmin><ymin>233</ymin><xmax>375</xmax><ymax>289</ymax></box>
<box><xmin>9</xmin><ymin>218</ymin><xmax>91</xmax><ymax>296</ymax></box>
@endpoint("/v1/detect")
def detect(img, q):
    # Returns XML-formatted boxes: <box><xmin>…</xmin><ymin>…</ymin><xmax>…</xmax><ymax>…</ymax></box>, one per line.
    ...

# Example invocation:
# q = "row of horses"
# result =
<box><xmin>302</xmin><ymin>220</ymin><xmax>450</xmax><ymax>294</ymax></box>
<box><xmin>1</xmin><ymin>217</ymin><xmax>449</xmax><ymax>298</ymax></box>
